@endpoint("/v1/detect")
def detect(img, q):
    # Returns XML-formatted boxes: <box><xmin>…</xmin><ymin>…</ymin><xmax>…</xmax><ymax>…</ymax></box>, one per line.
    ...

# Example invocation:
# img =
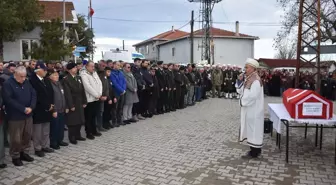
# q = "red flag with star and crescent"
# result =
<box><xmin>89</xmin><ymin>0</ymin><xmax>94</xmax><ymax>17</ymax></box>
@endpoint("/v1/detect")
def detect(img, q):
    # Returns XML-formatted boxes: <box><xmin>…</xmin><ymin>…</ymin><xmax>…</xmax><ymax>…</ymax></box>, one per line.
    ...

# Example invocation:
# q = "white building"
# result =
<box><xmin>2</xmin><ymin>1</ymin><xmax>78</xmax><ymax>62</ymax></box>
<box><xmin>134</xmin><ymin>23</ymin><xmax>259</xmax><ymax>67</ymax></box>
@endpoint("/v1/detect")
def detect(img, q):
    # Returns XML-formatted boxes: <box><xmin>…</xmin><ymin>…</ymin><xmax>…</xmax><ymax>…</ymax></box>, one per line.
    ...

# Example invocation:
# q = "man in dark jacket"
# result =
<box><xmin>62</xmin><ymin>63</ymin><xmax>88</xmax><ymax>144</ymax></box>
<box><xmin>131</xmin><ymin>58</ymin><xmax>146</xmax><ymax>120</ymax></box>
<box><xmin>140</xmin><ymin>60</ymin><xmax>154</xmax><ymax>117</ymax></box>
<box><xmin>166</xmin><ymin>64</ymin><xmax>176</xmax><ymax>111</ymax></box>
<box><xmin>103</xmin><ymin>67</ymin><xmax>117</xmax><ymax>129</ymax></box>
<box><xmin>30</xmin><ymin>62</ymin><xmax>55</xmax><ymax>157</ymax></box>
<box><xmin>2</xmin><ymin>66</ymin><xmax>36</xmax><ymax>166</ymax></box>
<box><xmin>97</xmin><ymin>60</ymin><xmax>109</xmax><ymax>132</ymax></box>
<box><xmin>155</xmin><ymin>61</ymin><xmax>166</xmax><ymax>114</ymax></box>
<box><xmin>173</xmin><ymin>64</ymin><xmax>183</xmax><ymax>109</ymax></box>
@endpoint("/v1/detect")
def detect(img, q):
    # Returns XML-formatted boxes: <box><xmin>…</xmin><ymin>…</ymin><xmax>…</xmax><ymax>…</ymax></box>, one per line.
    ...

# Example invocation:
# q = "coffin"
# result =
<box><xmin>282</xmin><ymin>88</ymin><xmax>333</xmax><ymax>119</ymax></box>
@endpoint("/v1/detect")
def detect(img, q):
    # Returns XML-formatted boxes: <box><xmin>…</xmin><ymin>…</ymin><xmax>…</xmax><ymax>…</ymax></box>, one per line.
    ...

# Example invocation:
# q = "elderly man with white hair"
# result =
<box><xmin>236</xmin><ymin>58</ymin><xmax>264</xmax><ymax>159</ymax></box>
<box><xmin>2</xmin><ymin>66</ymin><xmax>36</xmax><ymax>166</ymax></box>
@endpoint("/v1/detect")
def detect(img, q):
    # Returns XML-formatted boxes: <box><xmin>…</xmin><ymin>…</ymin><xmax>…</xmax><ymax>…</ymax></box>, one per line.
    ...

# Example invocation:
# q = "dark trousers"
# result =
<box><xmin>250</xmin><ymin>147</ymin><xmax>261</xmax><ymax>157</ymax></box>
<box><xmin>133</xmin><ymin>90</ymin><xmax>144</xmax><ymax>115</ymax></box>
<box><xmin>50</xmin><ymin>112</ymin><xmax>65</xmax><ymax>146</ymax></box>
<box><xmin>168</xmin><ymin>90</ymin><xmax>175</xmax><ymax>110</ymax></box>
<box><xmin>180</xmin><ymin>86</ymin><xmax>187</xmax><ymax>108</ymax></box>
<box><xmin>68</xmin><ymin>125</ymin><xmax>81</xmax><ymax>141</ymax></box>
<box><xmin>157</xmin><ymin>90</ymin><xmax>165</xmax><ymax>113</ymax></box>
<box><xmin>201</xmin><ymin>85</ymin><xmax>207</xmax><ymax>99</ymax></box>
<box><xmin>112</xmin><ymin>95</ymin><xmax>125</xmax><ymax>123</ymax></box>
<box><xmin>103</xmin><ymin>101</ymin><xmax>113</xmax><ymax>127</ymax></box>
<box><xmin>175</xmin><ymin>86</ymin><xmax>181</xmax><ymax>109</ymax></box>
<box><xmin>84</xmin><ymin>101</ymin><xmax>100</xmax><ymax>136</ymax></box>
<box><xmin>149</xmin><ymin>95</ymin><xmax>158</xmax><ymax>114</ymax></box>
<box><xmin>163</xmin><ymin>90</ymin><xmax>170</xmax><ymax>111</ymax></box>
<box><xmin>141</xmin><ymin>89</ymin><xmax>150</xmax><ymax>114</ymax></box>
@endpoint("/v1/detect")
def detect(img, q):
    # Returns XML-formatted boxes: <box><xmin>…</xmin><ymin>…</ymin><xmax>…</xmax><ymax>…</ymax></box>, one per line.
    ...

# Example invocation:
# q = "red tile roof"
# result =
<box><xmin>134</xmin><ymin>27</ymin><xmax>257</xmax><ymax>47</ymax></box>
<box><xmin>133</xmin><ymin>29</ymin><xmax>188</xmax><ymax>46</ymax></box>
<box><xmin>39</xmin><ymin>1</ymin><xmax>75</xmax><ymax>22</ymax></box>
<box><xmin>193</xmin><ymin>27</ymin><xmax>255</xmax><ymax>38</ymax></box>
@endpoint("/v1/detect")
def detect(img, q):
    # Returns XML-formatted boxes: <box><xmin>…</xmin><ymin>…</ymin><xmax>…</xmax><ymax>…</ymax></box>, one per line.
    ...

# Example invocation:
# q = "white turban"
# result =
<box><xmin>246</xmin><ymin>58</ymin><xmax>259</xmax><ymax>68</ymax></box>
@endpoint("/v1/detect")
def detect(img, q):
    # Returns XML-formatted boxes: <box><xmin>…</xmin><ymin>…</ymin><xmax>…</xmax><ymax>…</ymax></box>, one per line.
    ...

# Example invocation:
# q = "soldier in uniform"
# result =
<box><xmin>223</xmin><ymin>65</ymin><xmax>234</xmax><ymax>99</ymax></box>
<box><xmin>173</xmin><ymin>64</ymin><xmax>183</xmax><ymax>109</ymax></box>
<box><xmin>155</xmin><ymin>61</ymin><xmax>166</xmax><ymax>114</ymax></box>
<box><xmin>211</xmin><ymin>65</ymin><xmax>223</xmax><ymax>98</ymax></box>
<box><xmin>62</xmin><ymin>63</ymin><xmax>87</xmax><ymax>145</ymax></box>
<box><xmin>166</xmin><ymin>64</ymin><xmax>176</xmax><ymax>111</ymax></box>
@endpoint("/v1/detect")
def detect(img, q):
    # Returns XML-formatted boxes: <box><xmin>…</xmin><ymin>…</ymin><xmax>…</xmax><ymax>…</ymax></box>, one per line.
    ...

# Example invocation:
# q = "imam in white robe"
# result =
<box><xmin>236</xmin><ymin>80</ymin><xmax>264</xmax><ymax>148</ymax></box>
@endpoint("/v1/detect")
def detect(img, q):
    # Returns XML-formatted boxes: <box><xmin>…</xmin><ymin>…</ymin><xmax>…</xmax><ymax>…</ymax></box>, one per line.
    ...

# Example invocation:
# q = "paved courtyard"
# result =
<box><xmin>0</xmin><ymin>97</ymin><xmax>335</xmax><ymax>185</ymax></box>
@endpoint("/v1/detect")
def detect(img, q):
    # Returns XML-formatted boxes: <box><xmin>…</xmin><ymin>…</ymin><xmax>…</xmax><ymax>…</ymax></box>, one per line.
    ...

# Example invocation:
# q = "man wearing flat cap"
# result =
<box><xmin>62</xmin><ymin>63</ymin><xmax>87</xmax><ymax>144</ymax></box>
<box><xmin>237</xmin><ymin>58</ymin><xmax>264</xmax><ymax>159</ymax></box>
<box><xmin>29</xmin><ymin>62</ymin><xmax>55</xmax><ymax>157</ymax></box>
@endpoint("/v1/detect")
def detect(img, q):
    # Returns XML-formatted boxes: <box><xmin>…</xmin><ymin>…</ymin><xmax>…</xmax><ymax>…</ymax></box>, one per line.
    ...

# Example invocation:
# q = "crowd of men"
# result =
<box><xmin>259</xmin><ymin>69</ymin><xmax>336</xmax><ymax>100</ymax></box>
<box><xmin>0</xmin><ymin>58</ymin><xmax>215</xmax><ymax>167</ymax></box>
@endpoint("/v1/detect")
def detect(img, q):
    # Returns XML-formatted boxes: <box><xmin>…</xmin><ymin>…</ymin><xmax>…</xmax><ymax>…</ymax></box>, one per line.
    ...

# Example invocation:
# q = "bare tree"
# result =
<box><xmin>275</xmin><ymin>0</ymin><xmax>336</xmax><ymax>48</ymax></box>
<box><xmin>275</xmin><ymin>40</ymin><xmax>297</xmax><ymax>59</ymax></box>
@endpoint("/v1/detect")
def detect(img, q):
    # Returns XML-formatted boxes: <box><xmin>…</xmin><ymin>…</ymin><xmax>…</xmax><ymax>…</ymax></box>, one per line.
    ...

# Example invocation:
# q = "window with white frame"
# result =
<box><xmin>21</xmin><ymin>39</ymin><xmax>38</xmax><ymax>61</ymax></box>
<box><xmin>172</xmin><ymin>47</ymin><xmax>175</xmax><ymax>56</ymax></box>
<box><xmin>146</xmin><ymin>45</ymin><xmax>149</xmax><ymax>54</ymax></box>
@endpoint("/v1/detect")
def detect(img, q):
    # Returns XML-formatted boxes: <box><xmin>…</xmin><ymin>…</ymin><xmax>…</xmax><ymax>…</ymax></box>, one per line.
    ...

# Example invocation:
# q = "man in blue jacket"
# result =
<box><xmin>2</xmin><ymin>66</ymin><xmax>37</xmax><ymax>166</ymax></box>
<box><xmin>110</xmin><ymin>61</ymin><xmax>126</xmax><ymax>127</ymax></box>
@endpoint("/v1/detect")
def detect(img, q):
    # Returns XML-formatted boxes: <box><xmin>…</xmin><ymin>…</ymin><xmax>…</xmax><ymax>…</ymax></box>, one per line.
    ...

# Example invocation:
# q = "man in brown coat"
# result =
<box><xmin>62</xmin><ymin>63</ymin><xmax>87</xmax><ymax>145</ymax></box>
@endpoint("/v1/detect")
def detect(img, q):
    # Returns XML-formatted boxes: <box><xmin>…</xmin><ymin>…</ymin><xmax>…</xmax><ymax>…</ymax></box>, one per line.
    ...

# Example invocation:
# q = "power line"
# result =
<box><xmin>92</xmin><ymin>17</ymin><xmax>283</xmax><ymax>26</ymax></box>
<box><xmin>95</xmin><ymin>0</ymin><xmax>166</xmax><ymax>11</ymax></box>
<box><xmin>93</xmin><ymin>17</ymin><xmax>188</xmax><ymax>23</ymax></box>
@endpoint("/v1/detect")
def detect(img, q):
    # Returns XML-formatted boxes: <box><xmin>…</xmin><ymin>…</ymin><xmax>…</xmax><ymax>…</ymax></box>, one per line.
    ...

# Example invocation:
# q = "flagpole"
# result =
<box><xmin>89</xmin><ymin>0</ymin><xmax>94</xmax><ymax>61</ymax></box>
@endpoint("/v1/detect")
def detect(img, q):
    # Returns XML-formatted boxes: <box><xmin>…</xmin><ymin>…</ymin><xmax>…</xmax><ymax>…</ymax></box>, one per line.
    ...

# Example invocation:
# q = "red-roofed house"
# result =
<box><xmin>3</xmin><ymin>1</ymin><xmax>78</xmax><ymax>62</ymax></box>
<box><xmin>133</xmin><ymin>22</ymin><xmax>259</xmax><ymax>66</ymax></box>
<box><xmin>258</xmin><ymin>58</ymin><xmax>336</xmax><ymax>72</ymax></box>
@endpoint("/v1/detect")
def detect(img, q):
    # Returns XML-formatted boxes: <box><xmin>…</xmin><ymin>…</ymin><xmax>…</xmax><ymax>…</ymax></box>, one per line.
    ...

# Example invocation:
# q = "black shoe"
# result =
<box><xmin>20</xmin><ymin>152</ymin><xmax>34</xmax><ymax>162</ymax></box>
<box><xmin>87</xmin><ymin>134</ymin><xmax>95</xmax><ymax>140</ymax></box>
<box><xmin>76</xmin><ymin>136</ymin><xmax>86</xmax><ymax>141</ymax></box>
<box><xmin>12</xmin><ymin>159</ymin><xmax>23</xmax><ymax>166</ymax></box>
<box><xmin>147</xmin><ymin>114</ymin><xmax>153</xmax><ymax>118</ymax></box>
<box><xmin>70</xmin><ymin>139</ymin><xmax>77</xmax><ymax>145</ymax></box>
<box><xmin>35</xmin><ymin>150</ymin><xmax>45</xmax><ymax>157</ymax></box>
<box><xmin>241</xmin><ymin>151</ymin><xmax>257</xmax><ymax>159</ymax></box>
<box><xmin>58</xmin><ymin>141</ymin><xmax>69</xmax><ymax>146</ymax></box>
<box><xmin>0</xmin><ymin>163</ymin><xmax>7</xmax><ymax>169</ymax></box>
<box><xmin>93</xmin><ymin>132</ymin><xmax>102</xmax><ymax>137</ymax></box>
<box><xmin>123</xmin><ymin>120</ymin><xmax>130</xmax><ymax>124</ymax></box>
<box><xmin>42</xmin><ymin>148</ymin><xmax>54</xmax><ymax>153</ymax></box>
<box><xmin>129</xmin><ymin>119</ymin><xmax>137</xmax><ymax>123</ymax></box>
<box><xmin>50</xmin><ymin>145</ymin><xmax>60</xmax><ymax>150</ymax></box>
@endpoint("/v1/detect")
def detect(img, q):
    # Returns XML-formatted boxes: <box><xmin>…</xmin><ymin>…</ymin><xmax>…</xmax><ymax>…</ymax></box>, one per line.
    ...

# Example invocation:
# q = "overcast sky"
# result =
<box><xmin>72</xmin><ymin>0</ymin><xmax>284</xmax><ymax>60</ymax></box>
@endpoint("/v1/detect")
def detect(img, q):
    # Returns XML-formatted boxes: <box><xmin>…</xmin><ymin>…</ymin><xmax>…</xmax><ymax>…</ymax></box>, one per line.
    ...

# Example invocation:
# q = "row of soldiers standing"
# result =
<box><xmin>211</xmin><ymin>65</ymin><xmax>241</xmax><ymax>99</ymax></box>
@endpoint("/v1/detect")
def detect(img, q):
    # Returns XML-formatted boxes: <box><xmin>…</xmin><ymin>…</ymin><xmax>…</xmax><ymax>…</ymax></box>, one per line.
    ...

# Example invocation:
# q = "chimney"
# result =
<box><xmin>172</xmin><ymin>26</ymin><xmax>175</xmax><ymax>32</ymax></box>
<box><xmin>235</xmin><ymin>21</ymin><xmax>240</xmax><ymax>36</ymax></box>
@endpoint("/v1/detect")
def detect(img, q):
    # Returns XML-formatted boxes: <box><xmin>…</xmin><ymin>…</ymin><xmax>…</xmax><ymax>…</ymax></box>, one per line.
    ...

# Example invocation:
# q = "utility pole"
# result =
<box><xmin>190</xmin><ymin>10</ymin><xmax>194</xmax><ymax>64</ymax></box>
<box><xmin>63</xmin><ymin>0</ymin><xmax>67</xmax><ymax>61</ymax></box>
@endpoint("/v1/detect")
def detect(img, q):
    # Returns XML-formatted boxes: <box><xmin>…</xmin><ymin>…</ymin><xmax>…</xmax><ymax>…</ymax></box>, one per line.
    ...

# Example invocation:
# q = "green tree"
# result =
<box><xmin>68</xmin><ymin>14</ymin><xmax>95</xmax><ymax>59</ymax></box>
<box><xmin>0</xmin><ymin>0</ymin><xmax>43</xmax><ymax>61</ymax></box>
<box><xmin>31</xmin><ymin>18</ymin><xmax>72</xmax><ymax>61</ymax></box>
<box><xmin>275</xmin><ymin>0</ymin><xmax>336</xmax><ymax>47</ymax></box>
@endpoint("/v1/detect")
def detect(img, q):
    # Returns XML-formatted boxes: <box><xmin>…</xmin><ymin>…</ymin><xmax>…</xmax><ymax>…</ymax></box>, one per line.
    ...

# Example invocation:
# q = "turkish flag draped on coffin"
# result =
<box><xmin>282</xmin><ymin>88</ymin><xmax>333</xmax><ymax>119</ymax></box>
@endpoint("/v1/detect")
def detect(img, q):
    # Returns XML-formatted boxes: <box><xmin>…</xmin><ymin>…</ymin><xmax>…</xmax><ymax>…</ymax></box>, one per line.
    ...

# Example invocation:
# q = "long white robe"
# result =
<box><xmin>236</xmin><ymin>80</ymin><xmax>264</xmax><ymax>148</ymax></box>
